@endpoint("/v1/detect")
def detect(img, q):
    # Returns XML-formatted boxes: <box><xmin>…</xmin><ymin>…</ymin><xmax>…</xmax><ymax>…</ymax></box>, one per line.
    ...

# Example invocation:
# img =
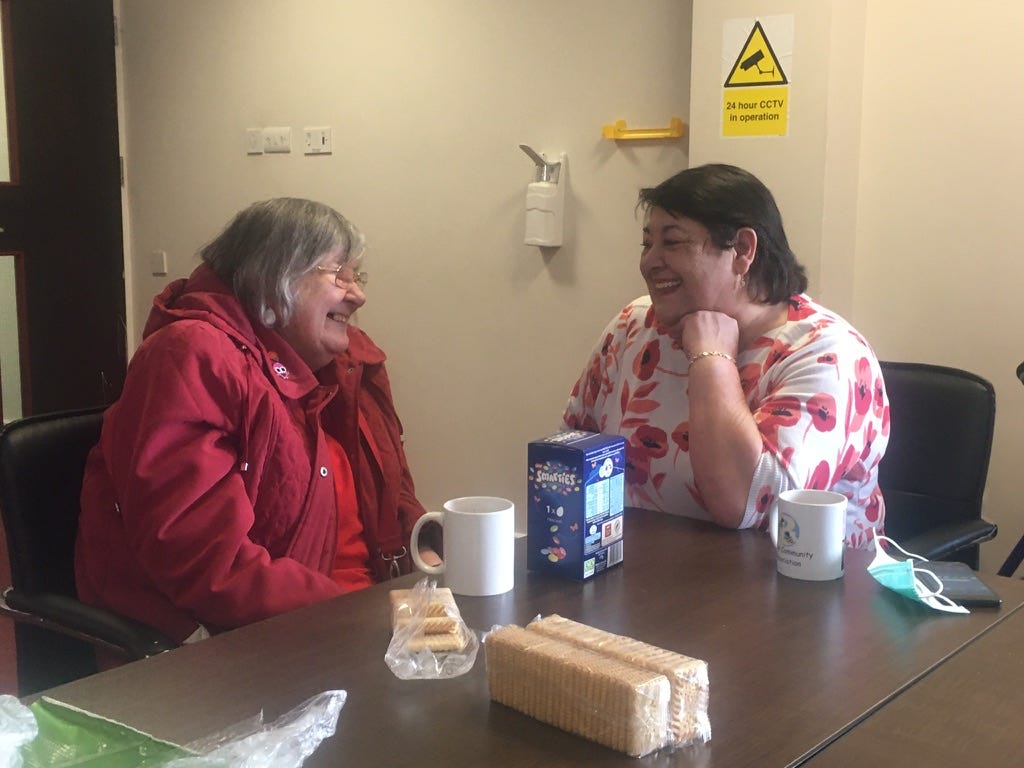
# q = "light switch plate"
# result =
<box><xmin>263</xmin><ymin>126</ymin><xmax>291</xmax><ymax>153</ymax></box>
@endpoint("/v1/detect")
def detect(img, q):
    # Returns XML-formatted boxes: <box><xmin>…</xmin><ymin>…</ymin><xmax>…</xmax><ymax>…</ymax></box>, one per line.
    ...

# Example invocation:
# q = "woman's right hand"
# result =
<box><xmin>677</xmin><ymin>310</ymin><xmax>740</xmax><ymax>361</ymax></box>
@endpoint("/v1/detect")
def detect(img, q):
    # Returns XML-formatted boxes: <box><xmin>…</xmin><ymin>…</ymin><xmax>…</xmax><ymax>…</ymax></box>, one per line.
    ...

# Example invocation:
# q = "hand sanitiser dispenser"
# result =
<box><xmin>519</xmin><ymin>144</ymin><xmax>566</xmax><ymax>248</ymax></box>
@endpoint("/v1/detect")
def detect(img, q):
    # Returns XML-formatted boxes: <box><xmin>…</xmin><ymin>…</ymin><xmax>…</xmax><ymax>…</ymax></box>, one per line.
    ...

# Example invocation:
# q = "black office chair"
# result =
<box><xmin>996</xmin><ymin>362</ymin><xmax>1024</xmax><ymax>578</ymax></box>
<box><xmin>998</xmin><ymin>538</ymin><xmax>1024</xmax><ymax>578</ymax></box>
<box><xmin>878</xmin><ymin>362</ymin><xmax>998</xmax><ymax>570</ymax></box>
<box><xmin>0</xmin><ymin>407</ymin><xmax>176</xmax><ymax>695</ymax></box>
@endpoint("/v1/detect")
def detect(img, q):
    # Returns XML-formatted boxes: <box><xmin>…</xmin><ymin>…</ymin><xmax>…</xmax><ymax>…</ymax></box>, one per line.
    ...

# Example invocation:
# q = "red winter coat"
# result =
<box><xmin>75</xmin><ymin>265</ymin><xmax>428</xmax><ymax>643</ymax></box>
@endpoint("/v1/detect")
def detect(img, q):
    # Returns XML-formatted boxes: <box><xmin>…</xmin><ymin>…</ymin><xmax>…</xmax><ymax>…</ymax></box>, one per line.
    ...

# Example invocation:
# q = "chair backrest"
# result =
<box><xmin>878</xmin><ymin>362</ymin><xmax>994</xmax><ymax>542</ymax></box>
<box><xmin>0</xmin><ymin>407</ymin><xmax>106</xmax><ymax>694</ymax></box>
<box><xmin>0</xmin><ymin>407</ymin><xmax>105</xmax><ymax>597</ymax></box>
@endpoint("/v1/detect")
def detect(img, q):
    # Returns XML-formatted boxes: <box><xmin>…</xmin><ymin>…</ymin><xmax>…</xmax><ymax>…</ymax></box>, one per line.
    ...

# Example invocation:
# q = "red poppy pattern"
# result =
<box><xmin>563</xmin><ymin>294</ymin><xmax>889</xmax><ymax>549</ymax></box>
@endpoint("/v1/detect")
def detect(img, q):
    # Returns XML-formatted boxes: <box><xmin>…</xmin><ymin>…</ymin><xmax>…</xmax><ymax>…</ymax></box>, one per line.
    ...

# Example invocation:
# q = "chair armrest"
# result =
<box><xmin>0</xmin><ymin>587</ymin><xmax>178</xmax><ymax>659</ymax></box>
<box><xmin>899</xmin><ymin>519</ymin><xmax>998</xmax><ymax>563</ymax></box>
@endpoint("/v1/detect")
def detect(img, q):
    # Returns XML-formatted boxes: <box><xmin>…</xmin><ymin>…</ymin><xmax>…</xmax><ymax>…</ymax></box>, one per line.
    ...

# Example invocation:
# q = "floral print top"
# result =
<box><xmin>562</xmin><ymin>294</ymin><xmax>889</xmax><ymax>549</ymax></box>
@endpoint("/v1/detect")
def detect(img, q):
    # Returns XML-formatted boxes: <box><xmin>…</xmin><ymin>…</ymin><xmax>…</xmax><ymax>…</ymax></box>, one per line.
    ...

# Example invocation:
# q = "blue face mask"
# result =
<box><xmin>867</xmin><ymin>535</ymin><xmax>969</xmax><ymax>615</ymax></box>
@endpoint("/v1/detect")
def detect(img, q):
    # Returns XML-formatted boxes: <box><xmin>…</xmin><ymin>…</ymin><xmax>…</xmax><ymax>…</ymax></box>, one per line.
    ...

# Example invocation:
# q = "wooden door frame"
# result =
<box><xmin>0</xmin><ymin>0</ymin><xmax>17</xmax><ymax>187</ymax></box>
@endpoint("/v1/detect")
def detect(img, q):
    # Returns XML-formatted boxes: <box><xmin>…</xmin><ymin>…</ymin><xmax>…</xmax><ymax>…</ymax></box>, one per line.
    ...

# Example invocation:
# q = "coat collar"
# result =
<box><xmin>146</xmin><ymin>265</ymin><xmax>320</xmax><ymax>398</ymax></box>
<box><xmin>338</xmin><ymin>324</ymin><xmax>386</xmax><ymax>367</ymax></box>
<box><xmin>145</xmin><ymin>264</ymin><xmax>386</xmax><ymax>398</ymax></box>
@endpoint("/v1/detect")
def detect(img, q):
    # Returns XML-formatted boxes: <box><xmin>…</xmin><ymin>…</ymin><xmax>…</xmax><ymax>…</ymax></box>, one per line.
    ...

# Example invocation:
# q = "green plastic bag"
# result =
<box><xmin>1</xmin><ymin>690</ymin><xmax>346</xmax><ymax>768</ymax></box>
<box><xmin>20</xmin><ymin>697</ymin><xmax>189</xmax><ymax>767</ymax></box>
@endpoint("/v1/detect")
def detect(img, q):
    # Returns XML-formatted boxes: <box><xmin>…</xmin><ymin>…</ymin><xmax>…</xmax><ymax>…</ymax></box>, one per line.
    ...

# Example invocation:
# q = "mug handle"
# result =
<box><xmin>769</xmin><ymin>503</ymin><xmax>779</xmax><ymax>548</ymax></box>
<box><xmin>410</xmin><ymin>511</ymin><xmax>444</xmax><ymax>574</ymax></box>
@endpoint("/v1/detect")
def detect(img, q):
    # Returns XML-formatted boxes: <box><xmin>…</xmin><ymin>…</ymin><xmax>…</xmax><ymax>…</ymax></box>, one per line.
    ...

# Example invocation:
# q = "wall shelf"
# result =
<box><xmin>601</xmin><ymin>117</ymin><xmax>686</xmax><ymax>141</ymax></box>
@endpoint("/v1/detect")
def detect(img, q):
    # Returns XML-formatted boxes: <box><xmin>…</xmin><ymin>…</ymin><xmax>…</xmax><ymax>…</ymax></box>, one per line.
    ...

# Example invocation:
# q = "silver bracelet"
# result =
<box><xmin>687</xmin><ymin>350</ymin><xmax>737</xmax><ymax>367</ymax></box>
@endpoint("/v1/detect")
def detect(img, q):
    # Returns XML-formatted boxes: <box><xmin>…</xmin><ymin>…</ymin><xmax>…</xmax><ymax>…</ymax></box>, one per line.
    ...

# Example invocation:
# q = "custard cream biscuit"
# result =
<box><xmin>395</xmin><ymin>615</ymin><xmax>461</xmax><ymax>635</ymax></box>
<box><xmin>405</xmin><ymin>626</ymin><xmax>468</xmax><ymax>653</ymax></box>
<box><xmin>389</xmin><ymin>587</ymin><xmax>458</xmax><ymax>621</ymax></box>
<box><xmin>486</xmin><ymin>624</ymin><xmax>670</xmax><ymax>757</ymax></box>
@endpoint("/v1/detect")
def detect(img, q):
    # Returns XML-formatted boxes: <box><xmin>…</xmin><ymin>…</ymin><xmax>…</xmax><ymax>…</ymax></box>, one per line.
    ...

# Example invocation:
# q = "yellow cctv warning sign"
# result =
<box><xmin>722</xmin><ymin>18</ymin><xmax>790</xmax><ymax>137</ymax></box>
<box><xmin>725</xmin><ymin>21</ymin><xmax>788</xmax><ymax>87</ymax></box>
<box><xmin>722</xmin><ymin>87</ymin><xmax>788</xmax><ymax>137</ymax></box>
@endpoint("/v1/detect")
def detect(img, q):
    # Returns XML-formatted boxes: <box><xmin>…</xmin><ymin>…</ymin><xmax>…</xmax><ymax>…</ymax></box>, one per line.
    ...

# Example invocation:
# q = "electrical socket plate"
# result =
<box><xmin>304</xmin><ymin>126</ymin><xmax>332</xmax><ymax>155</ymax></box>
<box><xmin>263</xmin><ymin>126</ymin><xmax>291</xmax><ymax>153</ymax></box>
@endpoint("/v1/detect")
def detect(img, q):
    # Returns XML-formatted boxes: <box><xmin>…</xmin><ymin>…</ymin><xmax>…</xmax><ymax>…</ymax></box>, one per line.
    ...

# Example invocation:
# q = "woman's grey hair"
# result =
<box><xmin>200</xmin><ymin>198</ymin><xmax>364</xmax><ymax>327</ymax></box>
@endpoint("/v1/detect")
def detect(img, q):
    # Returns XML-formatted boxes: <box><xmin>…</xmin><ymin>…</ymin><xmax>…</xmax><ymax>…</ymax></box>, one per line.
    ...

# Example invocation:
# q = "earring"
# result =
<box><xmin>261</xmin><ymin>307</ymin><xmax>277</xmax><ymax>327</ymax></box>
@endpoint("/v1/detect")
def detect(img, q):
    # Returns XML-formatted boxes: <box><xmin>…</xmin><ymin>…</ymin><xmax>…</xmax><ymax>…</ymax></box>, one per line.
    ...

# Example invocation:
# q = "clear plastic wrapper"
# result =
<box><xmin>0</xmin><ymin>689</ymin><xmax>345</xmax><ymax>767</ymax></box>
<box><xmin>170</xmin><ymin>689</ymin><xmax>346</xmax><ymax>766</ymax></box>
<box><xmin>0</xmin><ymin>695</ymin><xmax>37</xmax><ymax>768</ymax></box>
<box><xmin>384</xmin><ymin>577</ymin><xmax>479</xmax><ymax>680</ymax></box>
<box><xmin>526</xmin><ymin>614</ymin><xmax>711</xmax><ymax>746</ymax></box>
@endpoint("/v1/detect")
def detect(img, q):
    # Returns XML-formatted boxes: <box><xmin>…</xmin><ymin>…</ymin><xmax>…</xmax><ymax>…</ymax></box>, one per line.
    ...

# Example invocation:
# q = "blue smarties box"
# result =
<box><xmin>527</xmin><ymin>430</ymin><xmax>626</xmax><ymax>580</ymax></box>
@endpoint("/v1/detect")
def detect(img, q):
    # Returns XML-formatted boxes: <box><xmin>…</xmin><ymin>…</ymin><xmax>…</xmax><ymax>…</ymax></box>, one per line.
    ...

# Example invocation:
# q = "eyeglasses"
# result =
<box><xmin>315</xmin><ymin>263</ymin><xmax>368</xmax><ymax>289</ymax></box>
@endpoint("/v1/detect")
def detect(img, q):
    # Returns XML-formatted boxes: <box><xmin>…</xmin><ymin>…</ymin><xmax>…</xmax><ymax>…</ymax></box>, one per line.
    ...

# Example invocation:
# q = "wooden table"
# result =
<box><xmin>38</xmin><ymin>509</ymin><xmax>1024</xmax><ymax>767</ymax></box>
<box><xmin>806</xmin><ymin>600</ymin><xmax>1024</xmax><ymax>766</ymax></box>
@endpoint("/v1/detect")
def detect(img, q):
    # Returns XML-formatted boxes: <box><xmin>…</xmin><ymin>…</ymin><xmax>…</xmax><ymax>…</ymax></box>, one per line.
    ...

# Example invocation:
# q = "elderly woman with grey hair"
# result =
<box><xmin>76</xmin><ymin>198</ymin><xmax>436</xmax><ymax>646</ymax></box>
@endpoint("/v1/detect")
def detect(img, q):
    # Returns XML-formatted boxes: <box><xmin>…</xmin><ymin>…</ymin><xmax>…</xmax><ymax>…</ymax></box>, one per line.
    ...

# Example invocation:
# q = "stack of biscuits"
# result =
<box><xmin>389</xmin><ymin>586</ymin><xmax>469</xmax><ymax>653</ymax></box>
<box><xmin>486</xmin><ymin>614</ymin><xmax>710</xmax><ymax>757</ymax></box>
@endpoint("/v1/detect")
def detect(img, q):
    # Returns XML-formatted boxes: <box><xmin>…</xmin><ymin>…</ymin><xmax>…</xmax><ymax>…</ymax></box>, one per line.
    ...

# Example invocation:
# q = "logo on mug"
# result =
<box><xmin>779</xmin><ymin>512</ymin><xmax>800</xmax><ymax>547</ymax></box>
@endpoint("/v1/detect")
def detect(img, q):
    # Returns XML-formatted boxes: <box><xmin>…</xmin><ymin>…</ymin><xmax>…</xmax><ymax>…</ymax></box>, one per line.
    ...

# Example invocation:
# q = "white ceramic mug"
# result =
<box><xmin>410</xmin><ymin>496</ymin><xmax>515</xmax><ymax>596</ymax></box>
<box><xmin>769</xmin><ymin>489</ymin><xmax>847</xmax><ymax>581</ymax></box>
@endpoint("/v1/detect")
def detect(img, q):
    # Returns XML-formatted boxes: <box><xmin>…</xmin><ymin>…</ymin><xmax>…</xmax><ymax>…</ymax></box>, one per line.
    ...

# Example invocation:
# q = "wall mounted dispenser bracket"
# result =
<box><xmin>519</xmin><ymin>144</ymin><xmax>566</xmax><ymax>248</ymax></box>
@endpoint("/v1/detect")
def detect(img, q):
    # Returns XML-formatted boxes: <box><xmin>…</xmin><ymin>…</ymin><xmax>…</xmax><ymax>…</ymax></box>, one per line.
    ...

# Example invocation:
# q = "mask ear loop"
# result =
<box><xmin>928</xmin><ymin>593</ymin><xmax>963</xmax><ymax>609</ymax></box>
<box><xmin>877</xmin><ymin>535</ymin><xmax>950</xmax><ymax>600</ymax></box>
<box><xmin>911</xmin><ymin>570</ymin><xmax>962</xmax><ymax>609</ymax></box>
<box><xmin>912</xmin><ymin>566</ymin><xmax>946</xmax><ymax>599</ymax></box>
<box><xmin>877</xmin><ymin>535</ymin><xmax>928</xmax><ymax>563</ymax></box>
<box><xmin>872</xmin><ymin>531</ymin><xmax>964</xmax><ymax>610</ymax></box>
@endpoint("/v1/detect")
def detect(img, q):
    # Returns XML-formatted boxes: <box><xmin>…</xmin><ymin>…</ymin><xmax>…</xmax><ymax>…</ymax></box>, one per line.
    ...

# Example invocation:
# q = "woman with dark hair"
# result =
<box><xmin>563</xmin><ymin>165</ymin><xmax>888</xmax><ymax>548</ymax></box>
<box><xmin>76</xmin><ymin>198</ymin><xmax>436</xmax><ymax>644</ymax></box>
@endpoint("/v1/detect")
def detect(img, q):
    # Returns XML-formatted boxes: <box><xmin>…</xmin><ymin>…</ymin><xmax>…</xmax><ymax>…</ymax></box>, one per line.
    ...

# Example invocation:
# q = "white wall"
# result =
<box><xmin>689</xmin><ymin>0</ymin><xmax>863</xmax><ymax>314</ymax></box>
<box><xmin>122</xmin><ymin>1</ymin><xmax>1024</xmax><ymax>570</ymax></box>
<box><xmin>855</xmin><ymin>1</ymin><xmax>1024</xmax><ymax>572</ymax></box>
<box><xmin>689</xmin><ymin>0</ymin><xmax>1024</xmax><ymax>571</ymax></box>
<box><xmin>118</xmin><ymin>1</ymin><xmax>692</xmax><ymax>530</ymax></box>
